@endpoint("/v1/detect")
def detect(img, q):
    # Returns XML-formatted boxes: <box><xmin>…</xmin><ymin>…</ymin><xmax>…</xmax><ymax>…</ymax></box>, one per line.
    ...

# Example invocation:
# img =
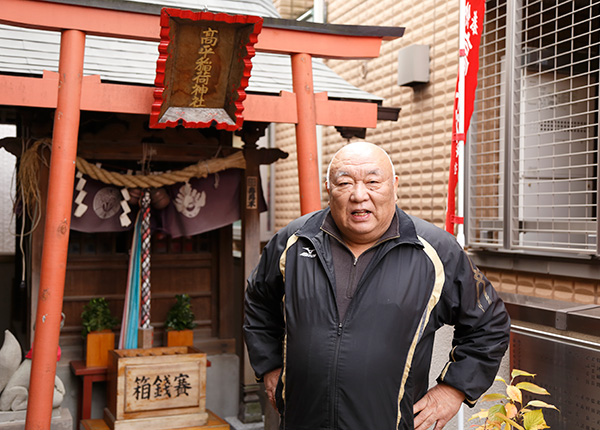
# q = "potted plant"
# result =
<box><xmin>469</xmin><ymin>369</ymin><xmax>558</xmax><ymax>430</ymax></box>
<box><xmin>164</xmin><ymin>294</ymin><xmax>196</xmax><ymax>347</ymax></box>
<box><xmin>81</xmin><ymin>297</ymin><xmax>118</xmax><ymax>368</ymax></box>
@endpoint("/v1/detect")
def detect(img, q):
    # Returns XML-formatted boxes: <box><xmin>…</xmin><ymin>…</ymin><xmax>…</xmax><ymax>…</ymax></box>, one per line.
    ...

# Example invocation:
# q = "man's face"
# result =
<box><xmin>327</xmin><ymin>144</ymin><xmax>398</xmax><ymax>249</ymax></box>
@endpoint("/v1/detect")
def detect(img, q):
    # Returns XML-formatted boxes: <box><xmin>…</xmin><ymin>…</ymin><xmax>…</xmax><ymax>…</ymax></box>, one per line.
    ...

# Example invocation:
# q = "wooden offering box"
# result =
<box><xmin>105</xmin><ymin>346</ymin><xmax>208</xmax><ymax>430</ymax></box>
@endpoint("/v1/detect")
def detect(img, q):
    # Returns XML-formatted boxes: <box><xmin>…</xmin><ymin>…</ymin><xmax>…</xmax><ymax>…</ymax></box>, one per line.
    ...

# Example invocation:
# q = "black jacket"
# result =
<box><xmin>244</xmin><ymin>207</ymin><xmax>510</xmax><ymax>429</ymax></box>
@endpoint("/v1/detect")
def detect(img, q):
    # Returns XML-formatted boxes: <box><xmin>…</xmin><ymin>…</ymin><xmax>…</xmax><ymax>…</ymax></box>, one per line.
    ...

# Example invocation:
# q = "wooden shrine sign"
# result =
<box><xmin>150</xmin><ymin>8</ymin><xmax>263</xmax><ymax>131</ymax></box>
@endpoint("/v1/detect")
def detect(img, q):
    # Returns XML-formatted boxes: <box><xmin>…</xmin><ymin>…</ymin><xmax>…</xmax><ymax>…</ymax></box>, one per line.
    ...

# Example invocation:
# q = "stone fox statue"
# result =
<box><xmin>0</xmin><ymin>330</ymin><xmax>65</xmax><ymax>411</ymax></box>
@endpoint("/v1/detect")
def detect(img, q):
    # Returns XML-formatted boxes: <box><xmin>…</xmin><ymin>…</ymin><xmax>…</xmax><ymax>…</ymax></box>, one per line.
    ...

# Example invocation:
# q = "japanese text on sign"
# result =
<box><xmin>133</xmin><ymin>373</ymin><xmax>192</xmax><ymax>401</ymax></box>
<box><xmin>462</xmin><ymin>2</ymin><xmax>480</xmax><ymax>76</ymax></box>
<box><xmin>246</xmin><ymin>176</ymin><xmax>258</xmax><ymax>209</ymax></box>
<box><xmin>191</xmin><ymin>28</ymin><xmax>219</xmax><ymax>108</ymax></box>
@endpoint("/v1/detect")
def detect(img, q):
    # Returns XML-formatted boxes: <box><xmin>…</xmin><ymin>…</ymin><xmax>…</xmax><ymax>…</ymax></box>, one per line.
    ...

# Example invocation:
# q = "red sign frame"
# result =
<box><xmin>150</xmin><ymin>8</ymin><xmax>263</xmax><ymax>131</ymax></box>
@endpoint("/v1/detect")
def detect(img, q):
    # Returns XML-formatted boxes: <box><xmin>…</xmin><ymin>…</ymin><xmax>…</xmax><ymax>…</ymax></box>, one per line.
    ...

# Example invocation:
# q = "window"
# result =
<box><xmin>468</xmin><ymin>0</ymin><xmax>599</xmax><ymax>256</ymax></box>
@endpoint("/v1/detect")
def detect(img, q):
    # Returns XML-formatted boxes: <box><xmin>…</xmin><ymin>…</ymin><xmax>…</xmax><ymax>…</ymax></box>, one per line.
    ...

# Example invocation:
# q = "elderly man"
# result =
<box><xmin>244</xmin><ymin>141</ymin><xmax>510</xmax><ymax>429</ymax></box>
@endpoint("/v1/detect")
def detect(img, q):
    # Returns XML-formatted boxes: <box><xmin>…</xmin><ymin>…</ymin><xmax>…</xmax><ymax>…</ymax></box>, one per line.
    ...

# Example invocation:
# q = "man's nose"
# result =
<box><xmin>350</xmin><ymin>182</ymin><xmax>369</xmax><ymax>201</ymax></box>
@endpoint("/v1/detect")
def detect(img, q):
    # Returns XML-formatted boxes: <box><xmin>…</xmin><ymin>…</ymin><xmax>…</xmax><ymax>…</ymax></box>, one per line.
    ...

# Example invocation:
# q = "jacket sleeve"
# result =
<box><xmin>243</xmin><ymin>228</ymin><xmax>289</xmax><ymax>380</ymax></box>
<box><xmin>436</xmin><ymin>240</ymin><xmax>511</xmax><ymax>405</ymax></box>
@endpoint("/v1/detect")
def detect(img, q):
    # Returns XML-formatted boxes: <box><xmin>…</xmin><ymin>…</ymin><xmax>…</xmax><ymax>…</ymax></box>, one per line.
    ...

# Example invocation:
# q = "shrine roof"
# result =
<box><xmin>52</xmin><ymin>0</ymin><xmax>282</xmax><ymax>19</ymax></box>
<box><xmin>0</xmin><ymin>0</ymin><xmax>382</xmax><ymax>102</ymax></box>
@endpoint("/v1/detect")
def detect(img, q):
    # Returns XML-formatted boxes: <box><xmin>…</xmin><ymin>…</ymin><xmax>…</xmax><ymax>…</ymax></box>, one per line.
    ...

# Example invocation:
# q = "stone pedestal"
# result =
<box><xmin>237</xmin><ymin>384</ymin><xmax>262</xmax><ymax>424</ymax></box>
<box><xmin>225</xmin><ymin>415</ymin><xmax>263</xmax><ymax>430</ymax></box>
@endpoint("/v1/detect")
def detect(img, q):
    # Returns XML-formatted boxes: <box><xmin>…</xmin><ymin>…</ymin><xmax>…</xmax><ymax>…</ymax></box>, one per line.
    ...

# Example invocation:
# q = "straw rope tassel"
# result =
<box><xmin>140</xmin><ymin>190</ymin><xmax>151</xmax><ymax>329</ymax></box>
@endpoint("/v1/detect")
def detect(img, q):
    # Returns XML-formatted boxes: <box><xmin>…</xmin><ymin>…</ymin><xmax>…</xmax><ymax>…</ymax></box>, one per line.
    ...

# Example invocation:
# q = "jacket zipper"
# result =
<box><xmin>317</xmin><ymin>229</ymin><xmax>403</xmax><ymax>429</ymax></box>
<box><xmin>300</xmin><ymin>230</ymin><xmax>404</xmax><ymax>429</ymax></box>
<box><xmin>346</xmin><ymin>256</ymin><xmax>359</xmax><ymax>298</ymax></box>
<box><xmin>331</xmin><ymin>320</ymin><xmax>343</xmax><ymax>428</ymax></box>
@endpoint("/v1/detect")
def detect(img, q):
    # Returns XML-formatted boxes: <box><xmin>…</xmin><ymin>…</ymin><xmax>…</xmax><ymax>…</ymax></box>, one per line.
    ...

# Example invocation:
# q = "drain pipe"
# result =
<box><xmin>25</xmin><ymin>29</ymin><xmax>85</xmax><ymax>430</ymax></box>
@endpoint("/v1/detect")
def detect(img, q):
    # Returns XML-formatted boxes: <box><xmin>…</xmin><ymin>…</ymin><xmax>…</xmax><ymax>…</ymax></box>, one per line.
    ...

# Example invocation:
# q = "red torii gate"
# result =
<box><xmin>0</xmin><ymin>1</ymin><xmax>403</xmax><ymax>428</ymax></box>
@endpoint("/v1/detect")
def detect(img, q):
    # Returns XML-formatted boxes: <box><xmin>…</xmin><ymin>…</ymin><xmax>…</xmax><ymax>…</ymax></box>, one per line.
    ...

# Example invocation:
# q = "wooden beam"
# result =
<box><xmin>255</xmin><ymin>28</ymin><xmax>382</xmax><ymax>59</ymax></box>
<box><xmin>0</xmin><ymin>0</ymin><xmax>399</xmax><ymax>59</ymax></box>
<box><xmin>0</xmin><ymin>75</ymin><xmax>379</xmax><ymax>127</ymax></box>
<box><xmin>0</xmin><ymin>0</ymin><xmax>160</xmax><ymax>41</ymax></box>
<box><xmin>0</xmin><ymin>72</ymin><xmax>58</xmax><ymax>109</ymax></box>
<box><xmin>80</xmin><ymin>76</ymin><xmax>155</xmax><ymax>115</ymax></box>
<box><xmin>314</xmin><ymin>93</ymin><xmax>378</xmax><ymax>128</ymax></box>
<box><xmin>242</xmin><ymin>92</ymin><xmax>298</xmax><ymax>124</ymax></box>
<box><xmin>0</xmin><ymin>73</ymin><xmax>153</xmax><ymax>114</ymax></box>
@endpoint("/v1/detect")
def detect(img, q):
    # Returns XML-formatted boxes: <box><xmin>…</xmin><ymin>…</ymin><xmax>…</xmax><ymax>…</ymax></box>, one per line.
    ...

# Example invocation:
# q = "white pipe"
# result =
<box><xmin>457</xmin><ymin>141</ymin><xmax>465</xmax><ymax>247</ymax></box>
<box><xmin>456</xmin><ymin>0</ymin><xmax>466</xmax><ymax>249</ymax></box>
<box><xmin>314</xmin><ymin>0</ymin><xmax>325</xmax><ymax>191</ymax></box>
<box><xmin>457</xmin><ymin>0</ymin><xmax>466</xmax><ymax>426</ymax></box>
<box><xmin>313</xmin><ymin>0</ymin><xmax>325</xmax><ymax>23</ymax></box>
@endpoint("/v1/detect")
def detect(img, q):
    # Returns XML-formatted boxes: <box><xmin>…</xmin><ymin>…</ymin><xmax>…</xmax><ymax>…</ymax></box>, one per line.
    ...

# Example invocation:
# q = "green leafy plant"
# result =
<box><xmin>81</xmin><ymin>297</ymin><xmax>118</xmax><ymax>337</ymax></box>
<box><xmin>165</xmin><ymin>294</ymin><xmax>196</xmax><ymax>331</ymax></box>
<box><xmin>469</xmin><ymin>369</ymin><xmax>558</xmax><ymax>430</ymax></box>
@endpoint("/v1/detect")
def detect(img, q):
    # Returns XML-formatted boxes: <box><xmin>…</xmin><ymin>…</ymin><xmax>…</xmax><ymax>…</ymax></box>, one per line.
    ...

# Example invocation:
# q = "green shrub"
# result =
<box><xmin>81</xmin><ymin>298</ymin><xmax>118</xmax><ymax>337</ymax></box>
<box><xmin>165</xmin><ymin>294</ymin><xmax>196</xmax><ymax>331</ymax></box>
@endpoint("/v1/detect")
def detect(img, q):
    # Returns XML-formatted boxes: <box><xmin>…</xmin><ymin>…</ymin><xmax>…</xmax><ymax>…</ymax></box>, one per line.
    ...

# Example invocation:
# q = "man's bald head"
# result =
<box><xmin>325</xmin><ymin>141</ymin><xmax>399</xmax><ymax>252</ymax></box>
<box><xmin>326</xmin><ymin>141</ymin><xmax>396</xmax><ymax>190</ymax></box>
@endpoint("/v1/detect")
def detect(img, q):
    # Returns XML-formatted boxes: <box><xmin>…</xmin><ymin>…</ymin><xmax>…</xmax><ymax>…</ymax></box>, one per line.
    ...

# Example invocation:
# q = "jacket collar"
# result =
<box><xmin>295</xmin><ymin>207</ymin><xmax>423</xmax><ymax>248</ymax></box>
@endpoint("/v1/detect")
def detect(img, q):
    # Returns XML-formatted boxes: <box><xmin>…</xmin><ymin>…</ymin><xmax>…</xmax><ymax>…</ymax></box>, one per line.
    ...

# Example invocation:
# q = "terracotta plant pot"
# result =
<box><xmin>86</xmin><ymin>329</ymin><xmax>115</xmax><ymax>368</ymax></box>
<box><xmin>166</xmin><ymin>329</ymin><xmax>194</xmax><ymax>347</ymax></box>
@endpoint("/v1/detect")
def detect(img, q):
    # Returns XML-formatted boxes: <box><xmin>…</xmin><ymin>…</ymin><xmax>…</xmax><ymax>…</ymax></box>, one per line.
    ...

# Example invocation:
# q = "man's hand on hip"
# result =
<box><xmin>264</xmin><ymin>367</ymin><xmax>282</xmax><ymax>410</ymax></box>
<box><xmin>413</xmin><ymin>382</ymin><xmax>465</xmax><ymax>430</ymax></box>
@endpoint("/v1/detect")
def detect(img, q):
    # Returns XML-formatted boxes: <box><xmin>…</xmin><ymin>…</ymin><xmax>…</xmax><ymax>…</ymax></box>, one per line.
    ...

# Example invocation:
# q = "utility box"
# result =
<box><xmin>397</xmin><ymin>44</ymin><xmax>430</xmax><ymax>87</ymax></box>
<box><xmin>104</xmin><ymin>346</ymin><xmax>208</xmax><ymax>430</ymax></box>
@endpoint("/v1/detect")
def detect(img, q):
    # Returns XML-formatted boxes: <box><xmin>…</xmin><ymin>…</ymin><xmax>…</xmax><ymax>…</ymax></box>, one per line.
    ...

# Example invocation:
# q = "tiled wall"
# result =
<box><xmin>273</xmin><ymin>0</ymin><xmax>460</xmax><ymax>230</ymax></box>
<box><xmin>484</xmin><ymin>269</ymin><xmax>600</xmax><ymax>305</ymax></box>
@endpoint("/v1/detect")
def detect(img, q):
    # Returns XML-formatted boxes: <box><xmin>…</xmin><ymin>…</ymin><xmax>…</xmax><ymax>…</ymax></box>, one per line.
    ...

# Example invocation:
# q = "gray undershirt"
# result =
<box><xmin>322</xmin><ymin>213</ymin><xmax>398</xmax><ymax>322</ymax></box>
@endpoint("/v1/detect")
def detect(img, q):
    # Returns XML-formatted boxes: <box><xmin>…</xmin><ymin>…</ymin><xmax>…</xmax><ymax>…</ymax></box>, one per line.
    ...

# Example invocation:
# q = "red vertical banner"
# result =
<box><xmin>445</xmin><ymin>0</ymin><xmax>486</xmax><ymax>233</ymax></box>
